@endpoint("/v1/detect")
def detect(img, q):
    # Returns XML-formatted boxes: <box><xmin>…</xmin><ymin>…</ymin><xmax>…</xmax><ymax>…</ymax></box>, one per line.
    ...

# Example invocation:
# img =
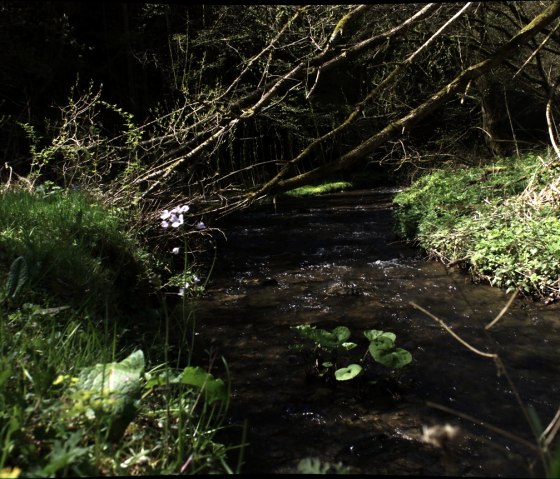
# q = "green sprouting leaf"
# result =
<box><xmin>293</xmin><ymin>324</ymin><xmax>351</xmax><ymax>350</ymax></box>
<box><xmin>342</xmin><ymin>342</ymin><xmax>357</xmax><ymax>351</ymax></box>
<box><xmin>177</xmin><ymin>366</ymin><xmax>227</xmax><ymax>404</ymax></box>
<box><xmin>363</xmin><ymin>329</ymin><xmax>396</xmax><ymax>343</ymax></box>
<box><xmin>297</xmin><ymin>457</ymin><xmax>330</xmax><ymax>474</ymax></box>
<box><xmin>369</xmin><ymin>346</ymin><xmax>412</xmax><ymax>369</ymax></box>
<box><xmin>5</xmin><ymin>256</ymin><xmax>28</xmax><ymax>298</ymax></box>
<box><xmin>334</xmin><ymin>364</ymin><xmax>363</xmax><ymax>381</ymax></box>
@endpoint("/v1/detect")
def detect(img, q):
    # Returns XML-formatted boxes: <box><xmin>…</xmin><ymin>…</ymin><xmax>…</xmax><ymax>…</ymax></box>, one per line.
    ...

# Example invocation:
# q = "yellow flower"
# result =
<box><xmin>0</xmin><ymin>466</ymin><xmax>21</xmax><ymax>478</ymax></box>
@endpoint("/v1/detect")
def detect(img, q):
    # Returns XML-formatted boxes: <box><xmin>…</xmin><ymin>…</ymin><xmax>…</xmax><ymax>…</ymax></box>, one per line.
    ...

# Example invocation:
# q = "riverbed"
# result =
<box><xmin>190</xmin><ymin>187</ymin><xmax>559</xmax><ymax>475</ymax></box>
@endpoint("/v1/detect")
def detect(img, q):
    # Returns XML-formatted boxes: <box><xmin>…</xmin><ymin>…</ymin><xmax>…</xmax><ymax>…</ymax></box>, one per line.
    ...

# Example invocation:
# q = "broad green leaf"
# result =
<box><xmin>74</xmin><ymin>350</ymin><xmax>145</xmax><ymax>441</ymax></box>
<box><xmin>294</xmin><ymin>324</ymin><xmax>351</xmax><ymax>350</ymax></box>
<box><xmin>77</xmin><ymin>350</ymin><xmax>144</xmax><ymax>397</ymax></box>
<box><xmin>178</xmin><ymin>366</ymin><xmax>227</xmax><ymax>404</ymax></box>
<box><xmin>364</xmin><ymin>329</ymin><xmax>396</xmax><ymax>343</ymax></box>
<box><xmin>368</xmin><ymin>336</ymin><xmax>395</xmax><ymax>351</ymax></box>
<box><xmin>342</xmin><ymin>342</ymin><xmax>357</xmax><ymax>351</ymax></box>
<box><xmin>369</xmin><ymin>346</ymin><xmax>412</xmax><ymax>369</ymax></box>
<box><xmin>334</xmin><ymin>364</ymin><xmax>363</xmax><ymax>381</ymax></box>
<box><xmin>331</xmin><ymin>326</ymin><xmax>351</xmax><ymax>343</ymax></box>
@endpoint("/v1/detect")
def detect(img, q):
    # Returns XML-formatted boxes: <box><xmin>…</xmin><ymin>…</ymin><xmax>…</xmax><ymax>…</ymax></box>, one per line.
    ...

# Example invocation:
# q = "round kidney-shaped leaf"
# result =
<box><xmin>370</xmin><ymin>346</ymin><xmax>412</xmax><ymax>369</ymax></box>
<box><xmin>334</xmin><ymin>364</ymin><xmax>363</xmax><ymax>381</ymax></box>
<box><xmin>369</xmin><ymin>335</ymin><xmax>395</xmax><ymax>352</ymax></box>
<box><xmin>332</xmin><ymin>326</ymin><xmax>351</xmax><ymax>342</ymax></box>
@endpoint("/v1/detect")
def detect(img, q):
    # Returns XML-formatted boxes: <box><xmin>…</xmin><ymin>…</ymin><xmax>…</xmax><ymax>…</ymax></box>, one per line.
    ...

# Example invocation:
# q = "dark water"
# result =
<box><xmin>191</xmin><ymin>188</ymin><xmax>559</xmax><ymax>476</ymax></box>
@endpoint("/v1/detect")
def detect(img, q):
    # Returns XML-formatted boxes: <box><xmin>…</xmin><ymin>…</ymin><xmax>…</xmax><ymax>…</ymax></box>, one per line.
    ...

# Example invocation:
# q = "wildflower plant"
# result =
<box><xmin>159</xmin><ymin>204</ymin><xmax>206</xmax><ymax>298</ymax></box>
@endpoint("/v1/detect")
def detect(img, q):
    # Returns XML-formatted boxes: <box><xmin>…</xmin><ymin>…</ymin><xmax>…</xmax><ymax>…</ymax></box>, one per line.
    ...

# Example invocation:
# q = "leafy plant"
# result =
<box><xmin>297</xmin><ymin>457</ymin><xmax>350</xmax><ymax>474</ymax></box>
<box><xmin>393</xmin><ymin>151</ymin><xmax>560</xmax><ymax>301</ymax></box>
<box><xmin>64</xmin><ymin>349</ymin><xmax>145</xmax><ymax>442</ymax></box>
<box><xmin>365</xmin><ymin>329</ymin><xmax>412</xmax><ymax>369</ymax></box>
<box><xmin>292</xmin><ymin>324</ymin><xmax>412</xmax><ymax>384</ymax></box>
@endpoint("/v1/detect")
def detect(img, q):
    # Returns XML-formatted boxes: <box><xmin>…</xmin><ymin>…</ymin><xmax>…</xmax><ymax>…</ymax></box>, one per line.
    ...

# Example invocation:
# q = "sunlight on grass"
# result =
<box><xmin>284</xmin><ymin>181</ymin><xmax>353</xmax><ymax>197</ymax></box>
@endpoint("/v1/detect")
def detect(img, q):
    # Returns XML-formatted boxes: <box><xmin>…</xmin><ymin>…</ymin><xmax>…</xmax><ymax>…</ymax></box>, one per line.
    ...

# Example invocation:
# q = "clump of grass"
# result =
<box><xmin>284</xmin><ymin>181</ymin><xmax>353</xmax><ymax>197</ymax></box>
<box><xmin>0</xmin><ymin>183</ymin><xmax>150</xmax><ymax>314</ymax></box>
<box><xmin>393</xmin><ymin>151</ymin><xmax>560</xmax><ymax>301</ymax></box>
<box><xmin>0</xmin><ymin>304</ymin><xmax>238</xmax><ymax>476</ymax></box>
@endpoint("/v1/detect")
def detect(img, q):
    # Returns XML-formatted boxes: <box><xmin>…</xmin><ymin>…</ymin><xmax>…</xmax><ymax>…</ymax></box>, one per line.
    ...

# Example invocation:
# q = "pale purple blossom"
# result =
<box><xmin>178</xmin><ymin>282</ymin><xmax>190</xmax><ymax>296</ymax></box>
<box><xmin>172</xmin><ymin>247</ymin><xmax>180</xmax><ymax>255</ymax></box>
<box><xmin>195</xmin><ymin>221</ymin><xmax>206</xmax><ymax>230</ymax></box>
<box><xmin>161</xmin><ymin>205</ymin><xmax>190</xmax><ymax>228</ymax></box>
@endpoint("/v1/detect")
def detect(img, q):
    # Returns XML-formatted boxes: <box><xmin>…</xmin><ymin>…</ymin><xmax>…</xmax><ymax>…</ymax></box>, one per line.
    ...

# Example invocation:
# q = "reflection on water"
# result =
<box><xmin>190</xmin><ymin>188</ymin><xmax>559</xmax><ymax>475</ymax></box>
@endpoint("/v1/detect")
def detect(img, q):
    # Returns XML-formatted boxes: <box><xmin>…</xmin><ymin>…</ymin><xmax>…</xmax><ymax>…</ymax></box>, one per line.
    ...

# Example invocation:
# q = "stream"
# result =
<box><xmin>190</xmin><ymin>187</ymin><xmax>560</xmax><ymax>476</ymax></box>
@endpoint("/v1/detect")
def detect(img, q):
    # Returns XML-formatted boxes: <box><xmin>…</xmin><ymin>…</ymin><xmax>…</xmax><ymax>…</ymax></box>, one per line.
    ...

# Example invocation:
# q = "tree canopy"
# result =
<box><xmin>2</xmin><ymin>2</ymin><xmax>560</xmax><ymax>218</ymax></box>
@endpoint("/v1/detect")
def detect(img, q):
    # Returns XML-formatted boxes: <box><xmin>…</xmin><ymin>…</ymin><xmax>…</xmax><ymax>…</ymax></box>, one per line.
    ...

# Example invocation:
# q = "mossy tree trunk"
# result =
<box><xmin>262</xmin><ymin>0</ymin><xmax>560</xmax><ymax>196</ymax></box>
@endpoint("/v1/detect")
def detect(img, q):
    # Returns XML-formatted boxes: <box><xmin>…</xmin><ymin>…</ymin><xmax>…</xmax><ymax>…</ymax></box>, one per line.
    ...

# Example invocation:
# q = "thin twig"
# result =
<box><xmin>409</xmin><ymin>301</ymin><xmax>497</xmax><ymax>358</ymax></box>
<box><xmin>485</xmin><ymin>288</ymin><xmax>518</xmax><ymax>330</ymax></box>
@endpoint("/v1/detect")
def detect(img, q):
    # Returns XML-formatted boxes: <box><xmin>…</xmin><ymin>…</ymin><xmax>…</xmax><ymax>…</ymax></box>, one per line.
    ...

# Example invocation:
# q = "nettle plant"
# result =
<box><xmin>292</xmin><ymin>324</ymin><xmax>412</xmax><ymax>383</ymax></box>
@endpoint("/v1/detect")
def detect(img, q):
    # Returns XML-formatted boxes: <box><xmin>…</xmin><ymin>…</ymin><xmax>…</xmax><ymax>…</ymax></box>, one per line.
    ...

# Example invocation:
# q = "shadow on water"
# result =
<box><xmin>188</xmin><ymin>188</ymin><xmax>560</xmax><ymax>475</ymax></box>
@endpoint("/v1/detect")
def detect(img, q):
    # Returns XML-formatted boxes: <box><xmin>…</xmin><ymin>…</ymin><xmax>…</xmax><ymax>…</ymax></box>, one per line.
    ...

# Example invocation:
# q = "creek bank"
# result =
<box><xmin>394</xmin><ymin>151</ymin><xmax>560</xmax><ymax>302</ymax></box>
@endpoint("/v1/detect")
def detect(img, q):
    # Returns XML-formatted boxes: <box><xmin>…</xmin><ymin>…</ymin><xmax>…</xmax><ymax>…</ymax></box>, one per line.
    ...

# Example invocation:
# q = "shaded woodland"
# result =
<box><xmin>2</xmin><ymin>2</ymin><xmax>560</xmax><ymax>217</ymax></box>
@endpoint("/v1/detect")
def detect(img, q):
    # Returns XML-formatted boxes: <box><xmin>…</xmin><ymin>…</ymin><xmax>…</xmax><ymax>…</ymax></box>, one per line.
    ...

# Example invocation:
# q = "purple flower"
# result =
<box><xmin>195</xmin><ymin>221</ymin><xmax>206</xmax><ymax>230</ymax></box>
<box><xmin>178</xmin><ymin>282</ymin><xmax>190</xmax><ymax>296</ymax></box>
<box><xmin>172</xmin><ymin>247</ymin><xmax>180</xmax><ymax>255</ymax></box>
<box><xmin>161</xmin><ymin>204</ymin><xmax>190</xmax><ymax>228</ymax></box>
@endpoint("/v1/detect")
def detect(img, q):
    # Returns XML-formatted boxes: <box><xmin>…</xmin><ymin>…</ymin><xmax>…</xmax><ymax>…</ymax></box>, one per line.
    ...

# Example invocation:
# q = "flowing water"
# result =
<box><xmin>190</xmin><ymin>188</ymin><xmax>559</xmax><ymax>476</ymax></box>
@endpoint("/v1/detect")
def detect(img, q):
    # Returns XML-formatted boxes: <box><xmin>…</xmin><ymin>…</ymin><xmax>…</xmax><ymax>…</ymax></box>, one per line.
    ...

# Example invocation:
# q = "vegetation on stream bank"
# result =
<box><xmin>394</xmin><ymin>150</ymin><xmax>560</xmax><ymax>302</ymax></box>
<box><xmin>0</xmin><ymin>185</ymin><xmax>240</xmax><ymax>476</ymax></box>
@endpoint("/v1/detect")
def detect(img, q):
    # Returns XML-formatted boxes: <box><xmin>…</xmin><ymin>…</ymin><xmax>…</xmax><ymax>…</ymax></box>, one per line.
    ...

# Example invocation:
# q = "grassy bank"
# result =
<box><xmin>393</xmin><ymin>151</ymin><xmax>560</xmax><ymax>302</ymax></box>
<box><xmin>0</xmin><ymin>185</ymin><xmax>240</xmax><ymax>476</ymax></box>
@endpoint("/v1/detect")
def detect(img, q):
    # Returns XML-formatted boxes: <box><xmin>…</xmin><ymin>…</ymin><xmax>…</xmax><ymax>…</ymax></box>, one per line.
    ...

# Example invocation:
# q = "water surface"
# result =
<box><xmin>191</xmin><ymin>188</ymin><xmax>559</xmax><ymax>475</ymax></box>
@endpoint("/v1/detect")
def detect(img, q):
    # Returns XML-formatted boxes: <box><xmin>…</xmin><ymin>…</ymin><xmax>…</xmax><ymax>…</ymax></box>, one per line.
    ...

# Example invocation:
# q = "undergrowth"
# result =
<box><xmin>0</xmin><ymin>184</ymin><xmax>240</xmax><ymax>476</ymax></box>
<box><xmin>393</xmin><ymin>151</ymin><xmax>560</xmax><ymax>301</ymax></box>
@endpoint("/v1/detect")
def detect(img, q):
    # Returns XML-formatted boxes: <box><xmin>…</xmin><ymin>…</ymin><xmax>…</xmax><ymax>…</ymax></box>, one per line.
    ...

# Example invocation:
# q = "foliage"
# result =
<box><xmin>0</xmin><ymin>187</ymin><xmax>239</xmax><ymax>476</ymax></box>
<box><xmin>0</xmin><ymin>304</ymin><xmax>235</xmax><ymax>476</ymax></box>
<box><xmin>393</xmin><ymin>151</ymin><xmax>560</xmax><ymax>301</ymax></box>
<box><xmin>297</xmin><ymin>457</ymin><xmax>351</xmax><ymax>474</ymax></box>
<box><xmin>292</xmin><ymin>324</ymin><xmax>412</xmax><ymax>384</ymax></box>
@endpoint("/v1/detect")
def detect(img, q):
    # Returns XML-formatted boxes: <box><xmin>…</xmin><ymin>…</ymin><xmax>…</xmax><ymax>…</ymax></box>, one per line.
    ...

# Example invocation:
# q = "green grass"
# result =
<box><xmin>284</xmin><ymin>181</ymin><xmax>353</xmax><ymax>197</ymax></box>
<box><xmin>0</xmin><ymin>185</ymin><xmax>149</xmax><ymax>314</ymax></box>
<box><xmin>0</xmin><ymin>185</ymin><xmax>241</xmax><ymax>476</ymax></box>
<box><xmin>393</xmin><ymin>151</ymin><xmax>560</xmax><ymax>300</ymax></box>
